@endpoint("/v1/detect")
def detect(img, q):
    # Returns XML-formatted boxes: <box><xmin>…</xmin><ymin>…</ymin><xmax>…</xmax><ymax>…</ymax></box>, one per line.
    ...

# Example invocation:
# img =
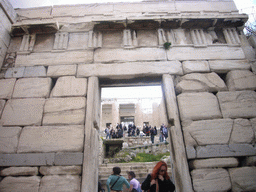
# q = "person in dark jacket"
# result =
<box><xmin>141</xmin><ymin>161</ymin><xmax>175</xmax><ymax>192</ymax></box>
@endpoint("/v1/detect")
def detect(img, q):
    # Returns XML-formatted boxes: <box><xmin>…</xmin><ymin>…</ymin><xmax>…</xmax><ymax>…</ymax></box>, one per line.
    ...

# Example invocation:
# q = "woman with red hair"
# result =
<box><xmin>141</xmin><ymin>161</ymin><xmax>175</xmax><ymax>192</ymax></box>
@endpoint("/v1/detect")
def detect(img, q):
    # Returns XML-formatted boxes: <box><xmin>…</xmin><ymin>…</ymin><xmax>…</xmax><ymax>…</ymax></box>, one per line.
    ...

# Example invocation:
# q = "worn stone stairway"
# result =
<box><xmin>99</xmin><ymin>161</ymin><xmax>172</xmax><ymax>191</ymax></box>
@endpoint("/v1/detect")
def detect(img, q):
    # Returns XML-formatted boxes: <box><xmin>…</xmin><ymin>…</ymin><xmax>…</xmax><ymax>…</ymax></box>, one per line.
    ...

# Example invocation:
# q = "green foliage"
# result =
<box><xmin>131</xmin><ymin>152</ymin><xmax>170</xmax><ymax>162</ymax></box>
<box><xmin>163</xmin><ymin>42</ymin><xmax>172</xmax><ymax>50</ymax></box>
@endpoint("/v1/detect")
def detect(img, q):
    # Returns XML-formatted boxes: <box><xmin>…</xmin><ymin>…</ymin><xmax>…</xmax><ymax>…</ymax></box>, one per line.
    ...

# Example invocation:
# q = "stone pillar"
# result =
<box><xmin>152</xmin><ymin>102</ymin><xmax>159</xmax><ymax>127</ymax></box>
<box><xmin>112</xmin><ymin>100</ymin><xmax>119</xmax><ymax>127</ymax></box>
<box><xmin>162</xmin><ymin>74</ymin><xmax>193</xmax><ymax>192</ymax></box>
<box><xmin>81</xmin><ymin>76</ymin><xmax>100</xmax><ymax>192</ymax></box>
<box><xmin>135</xmin><ymin>101</ymin><xmax>143</xmax><ymax>128</ymax></box>
<box><xmin>159</xmin><ymin>98</ymin><xmax>168</xmax><ymax>126</ymax></box>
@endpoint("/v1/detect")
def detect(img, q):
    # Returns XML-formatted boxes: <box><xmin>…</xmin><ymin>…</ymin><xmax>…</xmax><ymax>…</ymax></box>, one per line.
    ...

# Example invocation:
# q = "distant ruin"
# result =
<box><xmin>0</xmin><ymin>0</ymin><xmax>256</xmax><ymax>191</ymax></box>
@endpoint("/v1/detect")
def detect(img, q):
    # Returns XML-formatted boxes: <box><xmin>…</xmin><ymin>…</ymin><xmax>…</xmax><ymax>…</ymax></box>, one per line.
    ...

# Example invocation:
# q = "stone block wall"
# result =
<box><xmin>175</xmin><ymin>63</ymin><xmax>256</xmax><ymax>191</ymax></box>
<box><xmin>0</xmin><ymin>70</ymin><xmax>87</xmax><ymax>191</ymax></box>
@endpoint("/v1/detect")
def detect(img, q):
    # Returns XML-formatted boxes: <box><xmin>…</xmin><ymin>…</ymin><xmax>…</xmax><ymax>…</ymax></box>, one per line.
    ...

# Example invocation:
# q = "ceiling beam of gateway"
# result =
<box><xmin>99</xmin><ymin>76</ymin><xmax>162</xmax><ymax>87</ymax></box>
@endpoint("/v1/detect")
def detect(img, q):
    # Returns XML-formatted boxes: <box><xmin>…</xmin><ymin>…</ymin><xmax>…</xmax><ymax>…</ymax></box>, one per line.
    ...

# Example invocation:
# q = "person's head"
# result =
<box><xmin>151</xmin><ymin>161</ymin><xmax>170</xmax><ymax>180</ymax></box>
<box><xmin>128</xmin><ymin>171</ymin><xmax>136</xmax><ymax>179</ymax></box>
<box><xmin>113</xmin><ymin>167</ymin><xmax>121</xmax><ymax>175</ymax></box>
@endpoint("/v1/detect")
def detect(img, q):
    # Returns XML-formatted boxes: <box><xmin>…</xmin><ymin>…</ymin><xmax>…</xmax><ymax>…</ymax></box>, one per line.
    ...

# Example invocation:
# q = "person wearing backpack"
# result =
<box><xmin>106</xmin><ymin>167</ymin><xmax>130</xmax><ymax>192</ymax></box>
<box><xmin>127</xmin><ymin>171</ymin><xmax>142</xmax><ymax>192</ymax></box>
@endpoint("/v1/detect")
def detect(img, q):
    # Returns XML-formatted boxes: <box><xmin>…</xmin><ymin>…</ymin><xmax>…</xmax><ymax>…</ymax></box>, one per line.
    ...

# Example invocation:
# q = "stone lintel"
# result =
<box><xmin>0</xmin><ymin>152</ymin><xmax>83</xmax><ymax>166</ymax></box>
<box><xmin>194</xmin><ymin>144</ymin><xmax>256</xmax><ymax>159</ymax></box>
<box><xmin>77</xmin><ymin>61</ymin><xmax>183</xmax><ymax>78</ymax></box>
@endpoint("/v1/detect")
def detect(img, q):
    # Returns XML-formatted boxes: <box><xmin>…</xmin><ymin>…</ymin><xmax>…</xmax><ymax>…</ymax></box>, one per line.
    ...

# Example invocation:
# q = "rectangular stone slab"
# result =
<box><xmin>15</xmin><ymin>50</ymin><xmax>93</xmax><ymax>67</ymax></box>
<box><xmin>167</xmin><ymin>46</ymin><xmax>245</xmax><ymax>60</ymax></box>
<box><xmin>94</xmin><ymin>48</ymin><xmax>166</xmax><ymax>63</ymax></box>
<box><xmin>1</xmin><ymin>98</ymin><xmax>45</xmax><ymax>126</ymax></box>
<box><xmin>77</xmin><ymin>61</ymin><xmax>183</xmax><ymax>78</ymax></box>
<box><xmin>17</xmin><ymin>125</ymin><xmax>84</xmax><ymax>153</ymax></box>
<box><xmin>0</xmin><ymin>152</ymin><xmax>83</xmax><ymax>166</ymax></box>
<box><xmin>196</xmin><ymin>144</ymin><xmax>256</xmax><ymax>158</ymax></box>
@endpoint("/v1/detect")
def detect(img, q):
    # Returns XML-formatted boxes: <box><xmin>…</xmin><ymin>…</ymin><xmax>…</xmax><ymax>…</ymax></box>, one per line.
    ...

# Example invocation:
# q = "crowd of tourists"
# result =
<box><xmin>98</xmin><ymin>161</ymin><xmax>175</xmax><ymax>192</ymax></box>
<box><xmin>104</xmin><ymin>123</ymin><xmax>169</xmax><ymax>143</ymax></box>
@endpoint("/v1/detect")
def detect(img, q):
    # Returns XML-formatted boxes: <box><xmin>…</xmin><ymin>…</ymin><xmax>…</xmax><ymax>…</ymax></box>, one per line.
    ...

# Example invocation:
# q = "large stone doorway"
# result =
<box><xmin>82</xmin><ymin>75</ymin><xmax>193</xmax><ymax>192</ymax></box>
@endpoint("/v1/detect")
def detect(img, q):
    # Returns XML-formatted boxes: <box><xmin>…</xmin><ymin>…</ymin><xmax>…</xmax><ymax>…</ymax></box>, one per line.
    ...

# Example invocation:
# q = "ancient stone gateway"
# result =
<box><xmin>0</xmin><ymin>0</ymin><xmax>256</xmax><ymax>191</ymax></box>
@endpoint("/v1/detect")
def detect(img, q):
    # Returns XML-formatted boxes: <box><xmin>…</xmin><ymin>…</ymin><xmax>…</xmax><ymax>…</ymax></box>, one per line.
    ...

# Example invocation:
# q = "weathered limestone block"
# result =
<box><xmin>0</xmin><ymin>176</ymin><xmax>41</xmax><ymax>192</ymax></box>
<box><xmin>50</xmin><ymin>76</ymin><xmax>87</xmax><ymax>97</ymax></box>
<box><xmin>12</xmin><ymin>78</ymin><xmax>52</xmax><ymax>98</ymax></box>
<box><xmin>43</xmin><ymin>109</ymin><xmax>85</xmax><ymax>125</ymax></box>
<box><xmin>208</xmin><ymin>60</ymin><xmax>251</xmax><ymax>73</ymax></box>
<box><xmin>182</xmin><ymin>60</ymin><xmax>210</xmax><ymax>74</ymax></box>
<box><xmin>39</xmin><ymin>175</ymin><xmax>80</xmax><ymax>192</ymax></box>
<box><xmin>39</xmin><ymin>166</ymin><xmax>82</xmax><ymax>175</ymax></box>
<box><xmin>77</xmin><ymin>61</ymin><xmax>183</xmax><ymax>78</ymax></box>
<box><xmin>94</xmin><ymin>48</ymin><xmax>166</xmax><ymax>63</ymax></box>
<box><xmin>167</xmin><ymin>46</ymin><xmax>245</xmax><ymax>60</ymax></box>
<box><xmin>1</xmin><ymin>98</ymin><xmax>45</xmax><ymax>126</ymax></box>
<box><xmin>226</xmin><ymin>70</ymin><xmax>256</xmax><ymax>91</ymax></box>
<box><xmin>47</xmin><ymin>64</ymin><xmax>76</xmax><ymax>77</ymax></box>
<box><xmin>176</xmin><ymin>72</ymin><xmax>227</xmax><ymax>93</ymax></box>
<box><xmin>251</xmin><ymin>118</ymin><xmax>256</xmax><ymax>141</ymax></box>
<box><xmin>17</xmin><ymin>125</ymin><xmax>84</xmax><ymax>153</ymax></box>
<box><xmin>242</xmin><ymin>156</ymin><xmax>256</xmax><ymax>166</ymax></box>
<box><xmin>23</xmin><ymin>66</ymin><xmax>47</xmax><ymax>77</ymax></box>
<box><xmin>196</xmin><ymin>144</ymin><xmax>256</xmax><ymax>158</ymax></box>
<box><xmin>15</xmin><ymin>51</ymin><xmax>93</xmax><ymax>67</ymax></box>
<box><xmin>217</xmin><ymin>91</ymin><xmax>256</xmax><ymax>119</ymax></box>
<box><xmin>0</xmin><ymin>79</ymin><xmax>16</xmax><ymax>99</ymax></box>
<box><xmin>0</xmin><ymin>167</ymin><xmax>38</xmax><ymax>176</ymax></box>
<box><xmin>43</xmin><ymin>97</ymin><xmax>86</xmax><ymax>125</ymax></box>
<box><xmin>183</xmin><ymin>119</ymin><xmax>233</xmax><ymax>146</ymax></box>
<box><xmin>177</xmin><ymin>92</ymin><xmax>222</xmax><ymax>121</ymax></box>
<box><xmin>230</xmin><ymin>119</ymin><xmax>254</xmax><ymax>144</ymax></box>
<box><xmin>5</xmin><ymin>67</ymin><xmax>25</xmax><ymax>78</ymax></box>
<box><xmin>189</xmin><ymin>158</ymin><xmax>239</xmax><ymax>169</ymax></box>
<box><xmin>0</xmin><ymin>100</ymin><xmax>6</xmax><ymax>117</ymax></box>
<box><xmin>191</xmin><ymin>168</ymin><xmax>231</xmax><ymax>192</ymax></box>
<box><xmin>54</xmin><ymin>152</ymin><xmax>83</xmax><ymax>165</ymax></box>
<box><xmin>229</xmin><ymin>167</ymin><xmax>256</xmax><ymax>192</ymax></box>
<box><xmin>44</xmin><ymin>97</ymin><xmax>86</xmax><ymax>112</ymax></box>
<box><xmin>0</xmin><ymin>127</ymin><xmax>22</xmax><ymax>153</ymax></box>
